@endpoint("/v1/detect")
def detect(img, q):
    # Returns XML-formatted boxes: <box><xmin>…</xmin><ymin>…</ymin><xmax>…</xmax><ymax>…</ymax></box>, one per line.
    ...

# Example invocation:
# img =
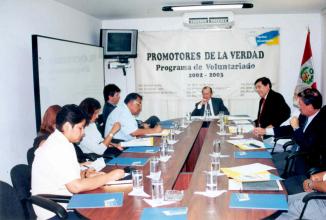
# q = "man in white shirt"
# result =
<box><xmin>32</xmin><ymin>105</ymin><xmax>124</xmax><ymax>219</ymax></box>
<box><xmin>105</xmin><ymin>93</ymin><xmax>162</xmax><ymax>141</ymax></box>
<box><xmin>191</xmin><ymin>86</ymin><xmax>229</xmax><ymax>117</ymax></box>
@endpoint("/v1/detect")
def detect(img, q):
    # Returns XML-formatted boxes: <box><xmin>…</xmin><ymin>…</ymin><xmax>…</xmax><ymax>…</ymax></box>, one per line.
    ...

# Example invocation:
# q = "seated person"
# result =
<box><xmin>32</xmin><ymin>104</ymin><xmax>124</xmax><ymax>219</ymax></box>
<box><xmin>253</xmin><ymin>77</ymin><xmax>290</xmax><ymax>128</ymax></box>
<box><xmin>102</xmin><ymin>84</ymin><xmax>121</xmax><ymax>124</ymax></box>
<box><xmin>105</xmin><ymin>93</ymin><xmax>162</xmax><ymax>141</ymax></box>
<box><xmin>191</xmin><ymin>86</ymin><xmax>229</xmax><ymax>116</ymax></box>
<box><xmin>28</xmin><ymin>105</ymin><xmax>62</xmax><ymax>166</ymax></box>
<box><xmin>33</xmin><ymin>105</ymin><xmax>62</xmax><ymax>148</ymax></box>
<box><xmin>79</xmin><ymin>98</ymin><xmax>123</xmax><ymax>157</ymax></box>
<box><xmin>254</xmin><ymin>88</ymin><xmax>326</xmax><ymax>175</ymax></box>
<box><xmin>276</xmin><ymin>171</ymin><xmax>326</xmax><ymax>220</ymax></box>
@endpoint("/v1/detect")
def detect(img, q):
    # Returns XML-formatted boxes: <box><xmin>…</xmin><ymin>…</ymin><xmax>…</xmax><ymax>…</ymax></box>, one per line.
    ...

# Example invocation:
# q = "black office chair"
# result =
<box><xmin>27</xmin><ymin>146</ymin><xmax>37</xmax><ymax>166</ymax></box>
<box><xmin>0</xmin><ymin>181</ymin><xmax>70</xmax><ymax>220</ymax></box>
<box><xmin>96</xmin><ymin>114</ymin><xmax>105</xmax><ymax>137</ymax></box>
<box><xmin>10</xmin><ymin>164</ymin><xmax>36</xmax><ymax>219</ymax></box>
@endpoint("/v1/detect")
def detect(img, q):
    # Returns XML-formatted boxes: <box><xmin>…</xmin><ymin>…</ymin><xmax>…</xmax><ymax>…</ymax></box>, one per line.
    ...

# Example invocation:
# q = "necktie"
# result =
<box><xmin>258</xmin><ymin>98</ymin><xmax>265</xmax><ymax>127</ymax></box>
<box><xmin>206</xmin><ymin>102</ymin><xmax>212</xmax><ymax>116</ymax></box>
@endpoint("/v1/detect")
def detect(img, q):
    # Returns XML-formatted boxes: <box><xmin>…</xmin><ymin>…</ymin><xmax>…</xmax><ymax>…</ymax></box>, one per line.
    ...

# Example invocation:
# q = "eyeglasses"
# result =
<box><xmin>134</xmin><ymin>101</ymin><xmax>142</xmax><ymax>106</ymax></box>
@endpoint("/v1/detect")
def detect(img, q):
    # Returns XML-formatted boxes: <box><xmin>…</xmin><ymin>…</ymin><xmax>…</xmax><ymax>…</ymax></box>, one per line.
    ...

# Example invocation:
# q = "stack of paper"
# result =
<box><xmin>144</xmin><ymin>129</ymin><xmax>170</xmax><ymax>137</ymax></box>
<box><xmin>221</xmin><ymin>163</ymin><xmax>278</xmax><ymax>182</ymax></box>
<box><xmin>121</xmin><ymin>137</ymin><xmax>154</xmax><ymax>147</ymax></box>
<box><xmin>227</xmin><ymin>139</ymin><xmax>270</xmax><ymax>150</ymax></box>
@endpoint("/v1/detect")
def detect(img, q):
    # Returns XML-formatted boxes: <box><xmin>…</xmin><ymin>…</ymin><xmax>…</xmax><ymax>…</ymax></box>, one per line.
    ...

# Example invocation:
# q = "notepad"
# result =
<box><xmin>67</xmin><ymin>192</ymin><xmax>123</xmax><ymax>209</ymax></box>
<box><xmin>227</xmin><ymin>139</ymin><xmax>271</xmax><ymax>150</ymax></box>
<box><xmin>121</xmin><ymin>137</ymin><xmax>154</xmax><ymax>147</ymax></box>
<box><xmin>234</xmin><ymin>151</ymin><xmax>272</xmax><ymax>159</ymax></box>
<box><xmin>140</xmin><ymin>207</ymin><xmax>188</xmax><ymax>220</ymax></box>
<box><xmin>144</xmin><ymin>129</ymin><xmax>170</xmax><ymax>137</ymax></box>
<box><xmin>106</xmin><ymin>173</ymin><xmax>132</xmax><ymax>185</ymax></box>
<box><xmin>229</xmin><ymin>193</ymin><xmax>288</xmax><ymax>210</ymax></box>
<box><xmin>107</xmin><ymin>157</ymin><xmax>149</xmax><ymax>166</ymax></box>
<box><xmin>124</xmin><ymin>147</ymin><xmax>160</xmax><ymax>153</ymax></box>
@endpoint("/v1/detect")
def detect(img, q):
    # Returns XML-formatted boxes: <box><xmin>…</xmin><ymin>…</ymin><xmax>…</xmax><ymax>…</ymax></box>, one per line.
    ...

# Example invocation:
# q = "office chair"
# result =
<box><xmin>0</xmin><ymin>181</ymin><xmax>70</xmax><ymax>220</ymax></box>
<box><xmin>95</xmin><ymin>114</ymin><xmax>105</xmax><ymax>137</ymax></box>
<box><xmin>27</xmin><ymin>146</ymin><xmax>37</xmax><ymax>166</ymax></box>
<box><xmin>10</xmin><ymin>164</ymin><xmax>36</xmax><ymax>219</ymax></box>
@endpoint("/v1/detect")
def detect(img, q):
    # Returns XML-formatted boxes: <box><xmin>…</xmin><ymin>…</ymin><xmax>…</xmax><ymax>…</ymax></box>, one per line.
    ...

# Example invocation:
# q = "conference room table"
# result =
<box><xmin>77</xmin><ymin>119</ymin><xmax>287</xmax><ymax>220</ymax></box>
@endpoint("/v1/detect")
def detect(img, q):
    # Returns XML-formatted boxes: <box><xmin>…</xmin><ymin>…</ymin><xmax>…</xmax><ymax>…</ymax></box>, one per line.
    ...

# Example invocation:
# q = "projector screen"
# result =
<box><xmin>32</xmin><ymin>35</ymin><xmax>104</xmax><ymax>131</ymax></box>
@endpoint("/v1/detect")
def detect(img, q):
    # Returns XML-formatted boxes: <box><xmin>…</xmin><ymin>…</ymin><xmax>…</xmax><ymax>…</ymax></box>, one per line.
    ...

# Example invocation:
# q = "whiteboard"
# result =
<box><xmin>32</xmin><ymin>35</ymin><xmax>104</xmax><ymax>131</ymax></box>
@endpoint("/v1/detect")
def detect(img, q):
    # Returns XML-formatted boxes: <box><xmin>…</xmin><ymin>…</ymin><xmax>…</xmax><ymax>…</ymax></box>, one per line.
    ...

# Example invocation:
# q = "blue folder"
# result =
<box><xmin>159</xmin><ymin>120</ymin><xmax>174</xmax><ymax>129</ymax></box>
<box><xmin>229</xmin><ymin>193</ymin><xmax>288</xmax><ymax>210</ymax></box>
<box><xmin>67</xmin><ymin>192</ymin><xmax>123</xmax><ymax>209</ymax></box>
<box><xmin>140</xmin><ymin>207</ymin><xmax>188</xmax><ymax>220</ymax></box>
<box><xmin>124</xmin><ymin>146</ymin><xmax>160</xmax><ymax>153</ymax></box>
<box><xmin>106</xmin><ymin>157</ymin><xmax>149</xmax><ymax>166</ymax></box>
<box><xmin>234</xmin><ymin>151</ymin><xmax>272</xmax><ymax>159</ymax></box>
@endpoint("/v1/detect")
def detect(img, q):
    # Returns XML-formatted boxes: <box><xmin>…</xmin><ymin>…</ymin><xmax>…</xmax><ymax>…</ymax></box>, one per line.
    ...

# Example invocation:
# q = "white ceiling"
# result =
<box><xmin>53</xmin><ymin>0</ymin><xmax>326</xmax><ymax>20</ymax></box>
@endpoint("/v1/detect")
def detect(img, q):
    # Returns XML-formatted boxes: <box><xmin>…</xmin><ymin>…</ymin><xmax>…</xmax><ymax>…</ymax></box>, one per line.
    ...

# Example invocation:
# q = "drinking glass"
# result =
<box><xmin>132</xmin><ymin>170</ymin><xmax>143</xmax><ymax>192</ymax></box>
<box><xmin>151</xmin><ymin>178</ymin><xmax>164</xmax><ymax>202</ymax></box>
<box><xmin>206</xmin><ymin>171</ymin><xmax>218</xmax><ymax>192</ymax></box>
<box><xmin>150</xmin><ymin>157</ymin><xmax>160</xmax><ymax>179</ymax></box>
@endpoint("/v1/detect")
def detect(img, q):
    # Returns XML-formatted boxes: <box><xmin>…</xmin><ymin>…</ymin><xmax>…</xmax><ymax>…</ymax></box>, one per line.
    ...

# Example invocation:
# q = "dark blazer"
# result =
<box><xmin>191</xmin><ymin>97</ymin><xmax>229</xmax><ymax>116</ymax></box>
<box><xmin>273</xmin><ymin>106</ymin><xmax>326</xmax><ymax>168</ymax></box>
<box><xmin>254</xmin><ymin>89</ymin><xmax>290</xmax><ymax>128</ymax></box>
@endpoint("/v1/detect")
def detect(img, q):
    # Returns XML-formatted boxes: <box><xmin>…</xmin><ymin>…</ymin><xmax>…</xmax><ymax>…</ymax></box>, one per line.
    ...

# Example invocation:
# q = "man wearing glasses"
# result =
<box><xmin>104</xmin><ymin>93</ymin><xmax>162</xmax><ymax>141</ymax></box>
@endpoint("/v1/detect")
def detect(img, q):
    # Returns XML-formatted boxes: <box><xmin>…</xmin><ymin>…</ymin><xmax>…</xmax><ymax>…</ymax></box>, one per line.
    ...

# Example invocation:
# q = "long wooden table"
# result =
<box><xmin>182</xmin><ymin>121</ymin><xmax>286</xmax><ymax>219</ymax></box>
<box><xmin>78</xmin><ymin>120</ymin><xmax>203</xmax><ymax>219</ymax></box>
<box><xmin>77</xmin><ymin>120</ymin><xmax>286</xmax><ymax>220</ymax></box>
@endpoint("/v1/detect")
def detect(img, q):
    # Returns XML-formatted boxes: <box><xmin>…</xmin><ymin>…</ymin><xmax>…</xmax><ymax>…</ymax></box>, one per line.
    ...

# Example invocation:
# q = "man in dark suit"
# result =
<box><xmin>254</xmin><ymin>88</ymin><xmax>326</xmax><ymax>175</ymax></box>
<box><xmin>191</xmin><ymin>86</ymin><xmax>229</xmax><ymax>116</ymax></box>
<box><xmin>102</xmin><ymin>84</ymin><xmax>121</xmax><ymax>124</ymax></box>
<box><xmin>254</xmin><ymin>77</ymin><xmax>291</xmax><ymax>128</ymax></box>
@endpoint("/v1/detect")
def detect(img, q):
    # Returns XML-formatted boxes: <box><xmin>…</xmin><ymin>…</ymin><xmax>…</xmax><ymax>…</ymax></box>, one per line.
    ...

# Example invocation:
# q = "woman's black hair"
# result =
<box><xmin>56</xmin><ymin>104</ymin><xmax>87</xmax><ymax>132</ymax></box>
<box><xmin>79</xmin><ymin>98</ymin><xmax>101</xmax><ymax>121</ymax></box>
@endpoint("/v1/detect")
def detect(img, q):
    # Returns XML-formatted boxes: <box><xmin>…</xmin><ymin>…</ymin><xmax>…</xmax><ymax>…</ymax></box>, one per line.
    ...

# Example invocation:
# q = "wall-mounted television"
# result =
<box><xmin>100</xmin><ymin>29</ymin><xmax>138</xmax><ymax>59</ymax></box>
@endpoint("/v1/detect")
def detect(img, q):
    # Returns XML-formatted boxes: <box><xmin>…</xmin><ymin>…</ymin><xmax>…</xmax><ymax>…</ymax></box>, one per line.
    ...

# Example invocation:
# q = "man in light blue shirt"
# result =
<box><xmin>105</xmin><ymin>93</ymin><xmax>162</xmax><ymax>141</ymax></box>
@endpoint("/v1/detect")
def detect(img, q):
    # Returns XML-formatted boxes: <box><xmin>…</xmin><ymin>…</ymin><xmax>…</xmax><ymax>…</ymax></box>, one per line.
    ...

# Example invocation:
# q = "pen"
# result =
<box><xmin>249</xmin><ymin>143</ymin><xmax>261</xmax><ymax>148</ymax></box>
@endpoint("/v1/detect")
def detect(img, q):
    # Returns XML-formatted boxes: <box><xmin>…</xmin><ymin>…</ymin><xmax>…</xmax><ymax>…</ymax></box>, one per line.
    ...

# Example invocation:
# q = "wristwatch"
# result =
<box><xmin>109</xmin><ymin>133</ymin><xmax>114</xmax><ymax>137</ymax></box>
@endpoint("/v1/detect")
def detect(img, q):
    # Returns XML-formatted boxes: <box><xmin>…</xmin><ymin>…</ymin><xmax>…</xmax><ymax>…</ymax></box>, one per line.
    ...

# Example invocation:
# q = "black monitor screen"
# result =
<box><xmin>107</xmin><ymin>33</ymin><xmax>132</xmax><ymax>52</ymax></box>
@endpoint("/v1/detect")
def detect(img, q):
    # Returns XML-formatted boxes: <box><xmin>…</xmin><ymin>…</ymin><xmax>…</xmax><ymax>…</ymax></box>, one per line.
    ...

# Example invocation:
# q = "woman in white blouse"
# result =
<box><xmin>79</xmin><ymin>98</ymin><xmax>123</xmax><ymax>156</ymax></box>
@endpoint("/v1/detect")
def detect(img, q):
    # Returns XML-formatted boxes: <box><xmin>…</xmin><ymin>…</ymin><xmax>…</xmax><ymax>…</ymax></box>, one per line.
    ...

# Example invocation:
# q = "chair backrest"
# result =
<box><xmin>27</xmin><ymin>146</ymin><xmax>37</xmax><ymax>166</ymax></box>
<box><xmin>10</xmin><ymin>164</ymin><xmax>36</xmax><ymax>219</ymax></box>
<box><xmin>0</xmin><ymin>181</ymin><xmax>26</xmax><ymax>220</ymax></box>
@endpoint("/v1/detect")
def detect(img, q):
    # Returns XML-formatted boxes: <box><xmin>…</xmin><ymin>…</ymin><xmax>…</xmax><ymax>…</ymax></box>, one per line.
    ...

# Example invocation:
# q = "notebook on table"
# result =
<box><xmin>67</xmin><ymin>192</ymin><xmax>123</xmax><ymax>209</ymax></box>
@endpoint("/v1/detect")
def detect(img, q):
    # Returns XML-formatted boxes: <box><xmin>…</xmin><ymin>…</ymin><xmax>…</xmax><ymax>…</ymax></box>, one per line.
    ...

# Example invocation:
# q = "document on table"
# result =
<box><xmin>227</xmin><ymin>139</ymin><xmax>269</xmax><ymax>150</ymax></box>
<box><xmin>228</xmin><ymin>179</ymin><xmax>283</xmax><ymax>191</ymax></box>
<box><xmin>144</xmin><ymin>129</ymin><xmax>169</xmax><ymax>137</ymax></box>
<box><xmin>120</xmin><ymin>137</ymin><xmax>154</xmax><ymax>147</ymax></box>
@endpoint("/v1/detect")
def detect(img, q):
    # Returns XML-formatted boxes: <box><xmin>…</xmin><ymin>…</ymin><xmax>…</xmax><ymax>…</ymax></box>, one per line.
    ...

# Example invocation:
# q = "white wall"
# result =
<box><xmin>102</xmin><ymin>13</ymin><xmax>323</xmax><ymax>114</ymax></box>
<box><xmin>0</xmin><ymin>0</ymin><xmax>101</xmax><ymax>183</ymax></box>
<box><xmin>322</xmin><ymin>9</ymin><xmax>326</xmax><ymax>104</ymax></box>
